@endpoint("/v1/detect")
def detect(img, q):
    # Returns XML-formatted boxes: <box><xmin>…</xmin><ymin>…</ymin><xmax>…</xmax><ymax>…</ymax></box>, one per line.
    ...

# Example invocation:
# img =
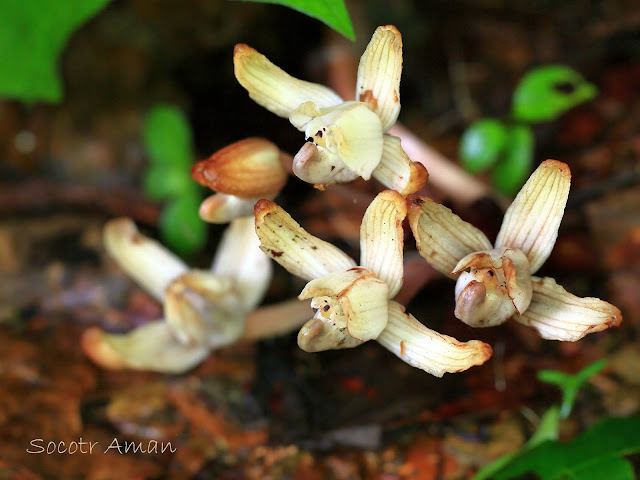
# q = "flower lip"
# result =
<box><xmin>452</xmin><ymin>248</ymin><xmax>532</xmax><ymax>327</ymax></box>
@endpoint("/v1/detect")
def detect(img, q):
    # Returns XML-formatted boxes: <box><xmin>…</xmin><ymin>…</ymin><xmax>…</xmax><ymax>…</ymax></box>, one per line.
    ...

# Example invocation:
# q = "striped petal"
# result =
<box><xmin>360</xmin><ymin>190</ymin><xmax>407</xmax><ymax>297</ymax></box>
<box><xmin>408</xmin><ymin>196</ymin><xmax>493</xmax><ymax>278</ymax></box>
<box><xmin>191</xmin><ymin>138</ymin><xmax>287</xmax><ymax>197</ymax></box>
<box><xmin>372</xmin><ymin>134</ymin><xmax>428</xmax><ymax>195</ymax></box>
<box><xmin>496</xmin><ymin>160</ymin><xmax>571</xmax><ymax>274</ymax></box>
<box><xmin>103</xmin><ymin>218</ymin><xmax>188</xmax><ymax>301</ymax></box>
<box><xmin>81</xmin><ymin>322</ymin><xmax>209</xmax><ymax>373</ymax></box>
<box><xmin>514</xmin><ymin>276</ymin><xmax>622</xmax><ymax>341</ymax></box>
<box><xmin>199</xmin><ymin>193</ymin><xmax>259</xmax><ymax>224</ymax></box>
<box><xmin>211</xmin><ymin>217</ymin><xmax>272</xmax><ymax>311</ymax></box>
<box><xmin>376</xmin><ymin>301</ymin><xmax>493</xmax><ymax>377</ymax></box>
<box><xmin>234</xmin><ymin>44</ymin><xmax>343</xmax><ymax>118</ymax></box>
<box><xmin>356</xmin><ymin>25</ymin><xmax>403</xmax><ymax>132</ymax></box>
<box><xmin>254</xmin><ymin>199</ymin><xmax>356</xmax><ymax>281</ymax></box>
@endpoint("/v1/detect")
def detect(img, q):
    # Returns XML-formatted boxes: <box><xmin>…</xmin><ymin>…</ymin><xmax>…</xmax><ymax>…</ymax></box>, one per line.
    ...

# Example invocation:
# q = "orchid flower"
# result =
<box><xmin>234</xmin><ymin>25</ymin><xmax>428</xmax><ymax>194</ymax></box>
<box><xmin>254</xmin><ymin>190</ymin><xmax>492</xmax><ymax>377</ymax></box>
<box><xmin>82</xmin><ymin>216</ymin><xmax>312</xmax><ymax>373</ymax></box>
<box><xmin>191</xmin><ymin>137</ymin><xmax>289</xmax><ymax>223</ymax></box>
<box><xmin>408</xmin><ymin>160</ymin><xmax>622</xmax><ymax>341</ymax></box>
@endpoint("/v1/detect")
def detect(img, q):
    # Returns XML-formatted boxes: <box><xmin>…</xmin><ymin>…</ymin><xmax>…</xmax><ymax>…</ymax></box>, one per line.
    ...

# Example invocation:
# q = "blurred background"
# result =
<box><xmin>1</xmin><ymin>0</ymin><xmax>640</xmax><ymax>478</ymax></box>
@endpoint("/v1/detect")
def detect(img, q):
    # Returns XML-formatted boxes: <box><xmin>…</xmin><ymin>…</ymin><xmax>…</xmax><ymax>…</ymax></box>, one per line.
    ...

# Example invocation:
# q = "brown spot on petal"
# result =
<box><xmin>359</xmin><ymin>89</ymin><xmax>379</xmax><ymax>110</ymax></box>
<box><xmin>400</xmin><ymin>340</ymin><xmax>405</xmax><ymax>356</ymax></box>
<box><xmin>269</xmin><ymin>249</ymin><xmax>283</xmax><ymax>257</ymax></box>
<box><xmin>393</xmin><ymin>90</ymin><xmax>399</xmax><ymax>103</ymax></box>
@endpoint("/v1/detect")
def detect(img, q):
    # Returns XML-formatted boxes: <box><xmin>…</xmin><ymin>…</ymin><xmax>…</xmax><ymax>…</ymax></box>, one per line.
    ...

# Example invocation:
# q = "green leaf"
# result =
<box><xmin>143</xmin><ymin>105</ymin><xmax>194</xmax><ymax>167</ymax></box>
<box><xmin>231</xmin><ymin>0</ymin><xmax>355</xmax><ymax>40</ymax></box>
<box><xmin>566</xmin><ymin>456</ymin><xmax>635</xmax><ymax>480</ymax></box>
<box><xmin>142</xmin><ymin>164</ymin><xmax>197</xmax><ymax>201</ymax></box>
<box><xmin>491</xmin><ymin>124</ymin><xmax>534</xmax><ymax>196</ymax></box>
<box><xmin>512</xmin><ymin>65</ymin><xmax>598</xmax><ymax>123</ymax></box>
<box><xmin>472</xmin><ymin>407</ymin><xmax>561</xmax><ymax>480</ymax></box>
<box><xmin>487</xmin><ymin>416</ymin><xmax>640</xmax><ymax>480</ymax></box>
<box><xmin>0</xmin><ymin>0</ymin><xmax>111</xmax><ymax>103</ymax></box>
<box><xmin>160</xmin><ymin>195</ymin><xmax>207</xmax><ymax>256</ymax></box>
<box><xmin>460</xmin><ymin>118</ymin><xmax>508</xmax><ymax>174</ymax></box>
<box><xmin>538</xmin><ymin>359</ymin><xmax>608</xmax><ymax>419</ymax></box>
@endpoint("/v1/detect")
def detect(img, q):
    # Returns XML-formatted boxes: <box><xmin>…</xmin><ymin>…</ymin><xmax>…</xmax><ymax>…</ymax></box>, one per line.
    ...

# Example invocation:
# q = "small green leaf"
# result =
<box><xmin>460</xmin><ymin>118</ymin><xmax>508</xmax><ymax>174</ymax></box>
<box><xmin>143</xmin><ymin>105</ymin><xmax>194</xmax><ymax>167</ymax></box>
<box><xmin>512</xmin><ymin>65</ymin><xmax>598</xmax><ymax>123</ymax></box>
<box><xmin>142</xmin><ymin>164</ymin><xmax>197</xmax><ymax>201</ymax></box>
<box><xmin>160</xmin><ymin>195</ymin><xmax>207</xmax><ymax>256</ymax></box>
<box><xmin>0</xmin><ymin>0</ymin><xmax>112</xmax><ymax>103</ymax></box>
<box><xmin>538</xmin><ymin>359</ymin><xmax>608</xmax><ymax>419</ymax></box>
<box><xmin>488</xmin><ymin>416</ymin><xmax>640</xmax><ymax>480</ymax></box>
<box><xmin>472</xmin><ymin>407</ymin><xmax>561</xmax><ymax>480</ymax></box>
<box><xmin>231</xmin><ymin>0</ymin><xmax>355</xmax><ymax>40</ymax></box>
<box><xmin>491</xmin><ymin>124</ymin><xmax>534</xmax><ymax>196</ymax></box>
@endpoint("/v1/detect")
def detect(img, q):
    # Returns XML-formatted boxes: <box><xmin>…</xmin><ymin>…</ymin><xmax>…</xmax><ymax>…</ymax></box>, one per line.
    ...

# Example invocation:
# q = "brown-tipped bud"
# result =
<box><xmin>191</xmin><ymin>138</ymin><xmax>288</xmax><ymax>198</ymax></box>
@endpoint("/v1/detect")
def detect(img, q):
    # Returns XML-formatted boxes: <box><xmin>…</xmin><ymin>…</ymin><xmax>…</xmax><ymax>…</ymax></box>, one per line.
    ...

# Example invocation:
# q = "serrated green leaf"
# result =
<box><xmin>512</xmin><ymin>65</ymin><xmax>598</xmax><ymax>123</ymax></box>
<box><xmin>160</xmin><ymin>195</ymin><xmax>207</xmax><ymax>256</ymax></box>
<box><xmin>0</xmin><ymin>0</ymin><xmax>111</xmax><ymax>103</ymax></box>
<box><xmin>231</xmin><ymin>0</ymin><xmax>354</xmax><ymax>40</ymax></box>
<box><xmin>460</xmin><ymin>118</ymin><xmax>508</xmax><ymax>174</ymax></box>
<box><xmin>489</xmin><ymin>416</ymin><xmax>640</xmax><ymax>480</ymax></box>
<box><xmin>143</xmin><ymin>105</ymin><xmax>194</xmax><ymax>167</ymax></box>
<box><xmin>491</xmin><ymin>124</ymin><xmax>533</xmax><ymax>196</ymax></box>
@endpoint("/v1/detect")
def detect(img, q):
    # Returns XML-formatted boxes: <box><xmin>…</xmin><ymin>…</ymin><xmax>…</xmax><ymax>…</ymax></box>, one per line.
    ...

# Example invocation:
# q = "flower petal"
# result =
<box><xmin>297</xmin><ymin>314</ymin><xmax>365</xmax><ymax>352</ymax></box>
<box><xmin>376</xmin><ymin>301</ymin><xmax>493</xmax><ymax>377</ymax></box>
<box><xmin>360</xmin><ymin>190</ymin><xmax>407</xmax><ymax>297</ymax></box>
<box><xmin>292</xmin><ymin>141</ymin><xmax>359</xmax><ymax>185</ymax></box>
<box><xmin>165</xmin><ymin>271</ymin><xmax>245</xmax><ymax>348</ymax></box>
<box><xmin>407</xmin><ymin>196</ymin><xmax>493</xmax><ymax>278</ymax></box>
<box><xmin>211</xmin><ymin>217</ymin><xmax>272</xmax><ymax>311</ymax></box>
<box><xmin>234</xmin><ymin>44</ymin><xmax>343</xmax><ymax>118</ymax></box>
<box><xmin>514</xmin><ymin>276</ymin><xmax>622</xmax><ymax>341</ymax></box>
<box><xmin>199</xmin><ymin>193</ymin><xmax>259</xmax><ymax>224</ymax></box>
<box><xmin>298</xmin><ymin>267</ymin><xmax>370</xmax><ymax>300</ymax></box>
<box><xmin>452</xmin><ymin>248</ymin><xmax>531</xmax><ymax>327</ymax></box>
<box><xmin>103</xmin><ymin>217</ymin><xmax>188</xmax><ymax>301</ymax></box>
<box><xmin>254</xmin><ymin>199</ymin><xmax>357</xmax><ymax>281</ymax></box>
<box><xmin>191</xmin><ymin>138</ymin><xmax>287</xmax><ymax>197</ymax></box>
<box><xmin>356</xmin><ymin>25</ymin><xmax>403</xmax><ymax>132</ymax></box>
<box><xmin>372</xmin><ymin>134</ymin><xmax>428</xmax><ymax>195</ymax></box>
<box><xmin>290</xmin><ymin>100</ymin><xmax>384</xmax><ymax>180</ymax></box>
<box><xmin>341</xmin><ymin>273</ymin><xmax>389</xmax><ymax>341</ymax></box>
<box><xmin>496</xmin><ymin>159</ymin><xmax>571</xmax><ymax>274</ymax></box>
<box><xmin>81</xmin><ymin>322</ymin><xmax>209</xmax><ymax>373</ymax></box>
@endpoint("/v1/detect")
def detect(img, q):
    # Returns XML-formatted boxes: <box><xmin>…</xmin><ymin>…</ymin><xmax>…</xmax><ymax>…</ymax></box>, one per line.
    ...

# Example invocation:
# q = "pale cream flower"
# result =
<box><xmin>82</xmin><ymin>216</ymin><xmax>311</xmax><ymax>373</ymax></box>
<box><xmin>254</xmin><ymin>190</ymin><xmax>491</xmax><ymax>377</ymax></box>
<box><xmin>408</xmin><ymin>160</ymin><xmax>622</xmax><ymax>341</ymax></box>
<box><xmin>233</xmin><ymin>26</ymin><xmax>427</xmax><ymax>194</ymax></box>
<box><xmin>192</xmin><ymin>137</ymin><xmax>289</xmax><ymax>223</ymax></box>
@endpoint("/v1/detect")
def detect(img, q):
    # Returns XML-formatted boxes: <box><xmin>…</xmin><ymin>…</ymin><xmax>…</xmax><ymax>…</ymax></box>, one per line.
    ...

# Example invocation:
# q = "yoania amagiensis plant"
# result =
<box><xmin>254</xmin><ymin>190</ymin><xmax>492</xmax><ymax>377</ymax></box>
<box><xmin>83</xmin><ymin>138</ymin><xmax>310</xmax><ymax>373</ymax></box>
<box><xmin>233</xmin><ymin>25</ymin><xmax>428</xmax><ymax>194</ymax></box>
<box><xmin>82</xmin><ymin>216</ymin><xmax>312</xmax><ymax>373</ymax></box>
<box><xmin>408</xmin><ymin>159</ymin><xmax>622</xmax><ymax>340</ymax></box>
